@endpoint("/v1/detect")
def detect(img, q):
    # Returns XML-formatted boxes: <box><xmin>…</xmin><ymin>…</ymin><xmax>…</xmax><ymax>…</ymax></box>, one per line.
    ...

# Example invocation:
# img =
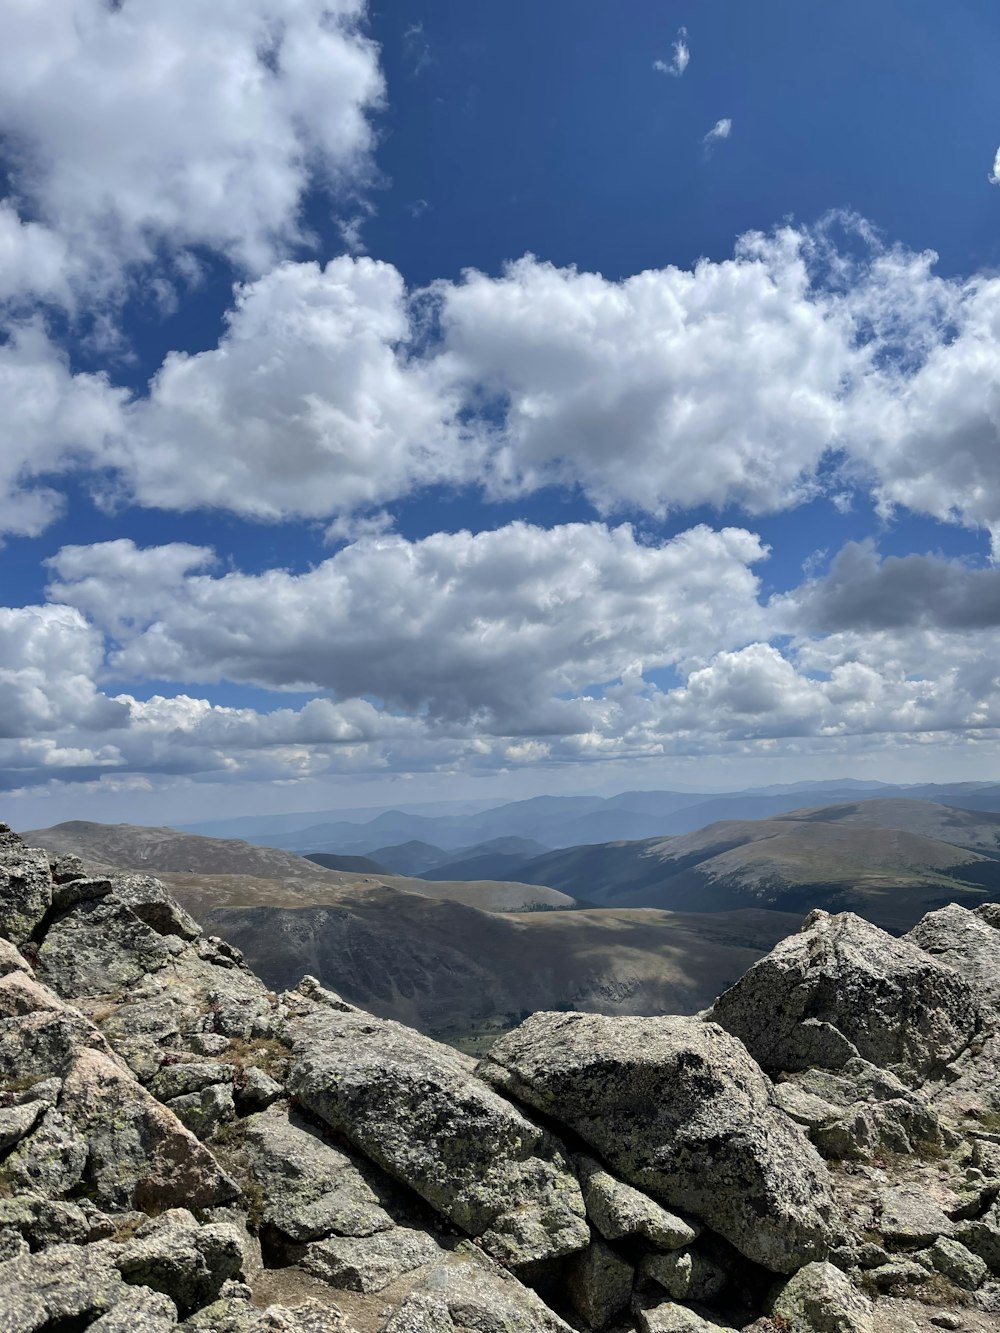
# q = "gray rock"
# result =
<box><xmin>380</xmin><ymin>1249</ymin><xmax>576</xmax><ymax>1333</ymax></box>
<box><xmin>0</xmin><ymin>1193</ymin><xmax>90</xmax><ymax>1249</ymax></box>
<box><xmin>639</xmin><ymin>1250</ymin><xmax>726</xmax><ymax>1304</ymax></box>
<box><xmin>36</xmin><ymin>897</ymin><xmax>180</xmax><ymax>998</ymax></box>
<box><xmin>566</xmin><ymin>1237</ymin><xmax>634</xmax><ymax>1329</ymax></box>
<box><xmin>115</xmin><ymin>1208</ymin><xmax>246</xmax><ymax>1315</ymax></box>
<box><xmin>632</xmin><ymin>1295</ymin><xmax>735</xmax><ymax>1333</ymax></box>
<box><xmin>109</xmin><ymin>874</ymin><xmax>202</xmax><ymax>940</ymax></box>
<box><xmin>0</xmin><ymin>937</ymin><xmax>31</xmax><ymax>978</ymax></box>
<box><xmin>300</xmin><ymin>1226</ymin><xmax>442</xmax><ymax>1292</ymax></box>
<box><xmin>2</xmin><ymin>1107</ymin><xmax>89</xmax><ymax>1195</ymax></box>
<box><xmin>907</xmin><ymin>904</ymin><xmax>1000</xmax><ymax>1008</ymax></box>
<box><xmin>0</xmin><ymin>1098</ymin><xmax>44</xmax><ymax>1150</ymax></box>
<box><xmin>167</xmin><ymin>1083</ymin><xmax>236</xmax><ymax>1140</ymax></box>
<box><xmin>240</xmin><ymin>1102</ymin><xmax>395</xmax><ymax>1242</ymax></box>
<box><xmin>287</xmin><ymin>1006</ymin><xmax>589</xmax><ymax>1267</ymax></box>
<box><xmin>48</xmin><ymin>852</ymin><xmax>87</xmax><ymax>883</ymax></box>
<box><xmin>51</xmin><ymin>874</ymin><xmax>115</xmax><ymax>912</ymax></box>
<box><xmin>149</xmin><ymin>1061</ymin><xmax>234</xmax><ymax>1101</ymax></box>
<box><xmin>769</xmin><ymin>1261</ymin><xmax>874</xmax><ymax>1333</ymax></box>
<box><xmin>877</xmin><ymin>1187</ymin><xmax>955</xmax><ymax>1246</ymax></box>
<box><xmin>88</xmin><ymin>1284</ymin><xmax>180</xmax><ymax>1330</ymax></box>
<box><xmin>773</xmin><ymin>1083</ymin><xmax>841</xmax><ymax>1129</ymax></box>
<box><xmin>0</xmin><ymin>1240</ymin><xmax>170</xmax><ymax>1331</ymax></box>
<box><xmin>57</xmin><ymin>1046</ymin><xmax>238</xmax><ymax>1210</ymax></box>
<box><xmin>481</xmin><ymin>1011</ymin><xmax>835</xmax><ymax>1273</ymax></box>
<box><xmin>867</xmin><ymin>1259</ymin><xmax>930</xmax><ymax>1292</ymax></box>
<box><xmin>925</xmin><ymin>1236</ymin><xmax>989</xmax><ymax>1290</ymax></box>
<box><xmin>189</xmin><ymin>1032</ymin><xmax>231</xmax><ymax>1056</ymax></box>
<box><xmin>709</xmin><ymin>910</ymin><xmax>978</xmax><ymax>1085</ymax></box>
<box><xmin>234</xmin><ymin>1065</ymin><xmax>283</xmax><ymax>1111</ymax></box>
<box><xmin>0</xmin><ymin>842</ymin><xmax>52</xmax><ymax>947</ymax></box>
<box><xmin>956</xmin><ymin>1207</ymin><xmax>1000</xmax><ymax>1274</ymax></box>
<box><xmin>576</xmin><ymin>1155</ymin><xmax>700</xmax><ymax>1250</ymax></box>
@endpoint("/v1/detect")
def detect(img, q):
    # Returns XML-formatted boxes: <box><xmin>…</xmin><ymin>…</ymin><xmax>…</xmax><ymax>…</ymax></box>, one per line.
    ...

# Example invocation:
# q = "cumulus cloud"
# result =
<box><xmin>990</xmin><ymin>147</ymin><xmax>1000</xmax><ymax>186</ymax></box>
<box><xmin>46</xmin><ymin>524</ymin><xmax>771</xmax><ymax>733</ymax></box>
<box><xmin>654</xmin><ymin>28</ymin><xmax>689</xmax><ymax>77</ymax></box>
<box><xmin>777</xmin><ymin>541</ymin><xmax>1000</xmax><ymax>632</ymax></box>
<box><xmin>437</xmin><ymin>232</ymin><xmax>858</xmax><ymax>516</ymax></box>
<box><xmin>0</xmin><ymin>0</ymin><xmax>384</xmax><ymax>288</ymax></box>
<box><xmin>0</xmin><ymin>321</ymin><xmax>126</xmax><ymax>537</ymax></box>
<box><xmin>703</xmin><ymin>117</ymin><xmax>732</xmax><ymax>149</ymax></box>
<box><xmin>114</xmin><ymin>256</ymin><xmax>464</xmax><ymax>519</ymax></box>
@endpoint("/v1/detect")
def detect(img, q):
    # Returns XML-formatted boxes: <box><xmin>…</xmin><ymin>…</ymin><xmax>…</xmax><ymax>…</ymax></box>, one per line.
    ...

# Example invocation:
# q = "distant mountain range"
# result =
<box><xmin>177</xmin><ymin>779</ymin><xmax>1000</xmax><ymax>858</ymax></box>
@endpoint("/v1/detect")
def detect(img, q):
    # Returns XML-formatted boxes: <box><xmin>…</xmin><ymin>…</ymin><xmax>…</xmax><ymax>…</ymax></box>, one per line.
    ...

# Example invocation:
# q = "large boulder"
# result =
<box><xmin>906</xmin><ymin>903</ymin><xmax>1000</xmax><ymax>1009</ymax></box>
<box><xmin>0</xmin><ymin>835</ymin><xmax>52</xmax><ymax>947</ymax></box>
<box><xmin>285</xmin><ymin>1003</ymin><xmax>589</xmax><ymax>1268</ymax></box>
<box><xmin>480</xmin><ymin>1011</ymin><xmax>836</xmax><ymax>1273</ymax></box>
<box><xmin>708</xmin><ymin>910</ymin><xmax>978</xmax><ymax>1085</ymax></box>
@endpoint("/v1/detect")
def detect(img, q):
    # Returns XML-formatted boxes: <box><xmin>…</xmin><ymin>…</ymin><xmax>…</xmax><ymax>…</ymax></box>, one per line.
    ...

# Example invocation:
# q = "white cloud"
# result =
<box><xmin>0</xmin><ymin>0</ymin><xmax>384</xmax><ymax>288</ymax></box>
<box><xmin>703</xmin><ymin>117</ymin><xmax>732</xmax><ymax>149</ymax></box>
<box><xmin>437</xmin><ymin>232</ymin><xmax>858</xmax><ymax>516</ymax></box>
<box><xmin>0</xmin><ymin>320</ymin><xmax>126</xmax><ymax>538</ymax></box>
<box><xmin>117</xmin><ymin>256</ymin><xmax>465</xmax><ymax>519</ymax></box>
<box><xmin>989</xmin><ymin>147</ymin><xmax>1000</xmax><ymax>186</ymax></box>
<box><xmin>46</xmin><ymin>524</ymin><xmax>770</xmax><ymax>733</ymax></box>
<box><xmin>654</xmin><ymin>28</ymin><xmax>689</xmax><ymax>78</ymax></box>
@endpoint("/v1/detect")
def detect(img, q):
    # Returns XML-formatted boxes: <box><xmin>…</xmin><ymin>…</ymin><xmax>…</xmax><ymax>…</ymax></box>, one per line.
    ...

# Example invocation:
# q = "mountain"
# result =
<box><xmin>304</xmin><ymin>852</ymin><xmax>392</xmax><ymax>874</ymax></box>
<box><xmin>418</xmin><ymin>836</ymin><xmax>552</xmax><ymax>882</ymax></box>
<box><xmin>21</xmin><ymin>820</ymin><xmax>575</xmax><ymax>914</ymax></box>
<box><xmin>17</xmin><ymin>817</ymin><xmax>801</xmax><ymax>1036</ymax></box>
<box><xmin>365</xmin><ymin>839</ymin><xmax>451</xmax><ymax>874</ymax></box>
<box><xmin>5</xmin><ymin>818</ymin><xmax>1000</xmax><ymax>1330</ymax></box>
<box><xmin>513</xmin><ymin>799</ymin><xmax>1000</xmax><ymax>931</ymax></box>
<box><xmin>211</xmin><ymin>779</ymin><xmax>1000</xmax><ymax>857</ymax></box>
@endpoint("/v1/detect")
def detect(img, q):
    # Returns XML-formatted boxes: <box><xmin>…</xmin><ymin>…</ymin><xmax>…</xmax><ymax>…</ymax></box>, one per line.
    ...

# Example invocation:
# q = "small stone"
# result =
<box><xmin>930</xmin><ymin>1314</ymin><xmax>963</xmax><ymax>1330</ymax></box>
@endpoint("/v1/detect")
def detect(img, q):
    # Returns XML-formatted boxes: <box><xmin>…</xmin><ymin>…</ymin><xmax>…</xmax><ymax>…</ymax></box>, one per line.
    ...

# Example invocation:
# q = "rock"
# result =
<box><xmin>57</xmin><ymin>1047</ymin><xmax>238</xmax><ymax>1210</ymax></box>
<box><xmin>907</xmin><ymin>904</ymin><xmax>1000</xmax><ymax>1008</ymax></box>
<box><xmin>0</xmin><ymin>1240</ymin><xmax>173</xmax><ymax>1331</ymax></box>
<box><xmin>0</xmin><ymin>1193</ymin><xmax>90</xmax><ymax>1249</ymax></box>
<box><xmin>576</xmin><ymin>1154</ymin><xmax>700</xmax><ymax>1250</ymax></box>
<box><xmin>115</xmin><ymin>1208</ymin><xmax>246</xmax><ymax>1314</ymax></box>
<box><xmin>929</xmin><ymin>1314</ymin><xmax>963</xmax><ymax>1330</ymax></box>
<box><xmin>769</xmin><ymin>1261</ymin><xmax>874</xmax><ymax>1333</ymax></box>
<box><xmin>240</xmin><ymin>1103</ymin><xmax>395</xmax><ymax>1242</ymax></box>
<box><xmin>109</xmin><ymin>874</ymin><xmax>202</xmax><ymax>940</ymax></box>
<box><xmin>149</xmin><ymin>1061</ymin><xmax>234</xmax><ymax>1101</ymax></box>
<box><xmin>481</xmin><ymin>1011</ymin><xmax>835</xmax><ymax>1273</ymax></box>
<box><xmin>51</xmin><ymin>874</ymin><xmax>115</xmax><ymax>911</ymax></box>
<box><xmin>35</xmin><ymin>897</ymin><xmax>181</xmax><ymax>998</ymax></box>
<box><xmin>925</xmin><ymin>1236</ymin><xmax>989</xmax><ymax>1290</ymax></box>
<box><xmin>190</xmin><ymin>1032</ymin><xmax>231</xmax><ymax>1056</ymax></box>
<box><xmin>955</xmin><ymin>1208</ymin><xmax>1000</xmax><ymax>1274</ymax></box>
<box><xmin>167</xmin><ymin>1083</ymin><xmax>237</xmax><ymax>1140</ymax></box>
<box><xmin>0</xmin><ymin>1098</ymin><xmax>44</xmax><ymax>1150</ymax></box>
<box><xmin>709</xmin><ymin>910</ymin><xmax>978</xmax><ymax>1085</ymax></box>
<box><xmin>48</xmin><ymin>852</ymin><xmax>87</xmax><ymax>883</ymax></box>
<box><xmin>632</xmin><ymin>1295</ymin><xmax>735</xmax><ymax>1333</ymax></box>
<box><xmin>300</xmin><ymin>1226</ymin><xmax>442</xmax><ymax>1292</ymax></box>
<box><xmin>774</xmin><ymin>1083</ymin><xmax>840</xmax><ymax>1128</ymax></box>
<box><xmin>877</xmin><ymin>1187</ymin><xmax>955</xmax><ymax>1246</ymax></box>
<box><xmin>0</xmin><ymin>936</ymin><xmax>31</xmax><ymax>977</ymax></box>
<box><xmin>234</xmin><ymin>1064</ymin><xmax>283</xmax><ymax>1111</ymax></box>
<box><xmin>287</xmin><ymin>1006</ymin><xmax>589</xmax><ymax>1267</ymax></box>
<box><xmin>866</xmin><ymin>1259</ymin><xmax>929</xmax><ymax>1292</ymax></box>
<box><xmin>640</xmin><ymin>1250</ymin><xmax>726</xmax><ymax>1304</ymax></box>
<box><xmin>566</xmin><ymin>1237</ymin><xmax>634</xmax><ymax>1328</ymax></box>
<box><xmin>88</xmin><ymin>1283</ymin><xmax>180</xmax><ymax>1330</ymax></box>
<box><xmin>1</xmin><ymin>1107</ymin><xmax>89</xmax><ymax>1195</ymax></box>
<box><xmin>379</xmin><ymin>1249</ymin><xmax>576</xmax><ymax>1333</ymax></box>
<box><xmin>0</xmin><ymin>842</ymin><xmax>52</xmax><ymax>947</ymax></box>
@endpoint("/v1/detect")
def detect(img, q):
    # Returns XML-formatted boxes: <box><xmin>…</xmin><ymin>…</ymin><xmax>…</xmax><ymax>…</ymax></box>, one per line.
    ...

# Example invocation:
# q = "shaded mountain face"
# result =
<box><xmin>512</xmin><ymin>800</ymin><xmax>1000</xmax><ymax>932</ymax></box>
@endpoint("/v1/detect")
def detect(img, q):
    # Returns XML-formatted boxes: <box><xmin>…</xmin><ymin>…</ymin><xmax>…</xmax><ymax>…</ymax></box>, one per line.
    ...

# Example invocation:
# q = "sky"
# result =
<box><xmin>2</xmin><ymin>0</ymin><xmax>1000</xmax><ymax>827</ymax></box>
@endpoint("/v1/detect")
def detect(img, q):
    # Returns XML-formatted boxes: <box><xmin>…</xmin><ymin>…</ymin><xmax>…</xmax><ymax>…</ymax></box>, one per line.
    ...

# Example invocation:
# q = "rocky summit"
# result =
<box><xmin>5</xmin><ymin>826</ymin><xmax>1000</xmax><ymax>1331</ymax></box>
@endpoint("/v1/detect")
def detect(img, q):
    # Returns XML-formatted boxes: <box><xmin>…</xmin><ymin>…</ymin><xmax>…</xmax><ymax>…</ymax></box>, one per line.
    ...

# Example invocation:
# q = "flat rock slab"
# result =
<box><xmin>240</xmin><ymin>1103</ymin><xmax>395</xmax><ymax>1242</ymax></box>
<box><xmin>481</xmin><ymin>1010</ymin><xmax>835</xmax><ymax>1273</ymax></box>
<box><xmin>877</xmin><ymin>1188</ymin><xmax>955</xmax><ymax>1246</ymax></box>
<box><xmin>286</xmin><ymin>1006</ymin><xmax>588</xmax><ymax>1268</ymax></box>
<box><xmin>300</xmin><ymin>1226</ymin><xmax>442</xmax><ymax>1292</ymax></box>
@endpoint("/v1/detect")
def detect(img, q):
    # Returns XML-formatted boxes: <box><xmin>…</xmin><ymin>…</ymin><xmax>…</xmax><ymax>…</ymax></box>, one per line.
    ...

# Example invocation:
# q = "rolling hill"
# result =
<box><xmin>512</xmin><ymin>799</ymin><xmax>1000</xmax><ymax>930</ymax></box>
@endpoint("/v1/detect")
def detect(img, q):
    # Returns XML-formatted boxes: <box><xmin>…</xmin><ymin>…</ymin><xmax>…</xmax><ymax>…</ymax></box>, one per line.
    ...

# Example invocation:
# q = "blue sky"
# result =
<box><xmin>2</xmin><ymin>0</ymin><xmax>1000</xmax><ymax>826</ymax></box>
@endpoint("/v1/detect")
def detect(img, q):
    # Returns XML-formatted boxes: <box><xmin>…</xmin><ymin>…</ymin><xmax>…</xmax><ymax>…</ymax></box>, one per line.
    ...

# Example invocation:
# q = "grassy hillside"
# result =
<box><xmin>515</xmin><ymin>800</ymin><xmax>1000</xmax><ymax>931</ymax></box>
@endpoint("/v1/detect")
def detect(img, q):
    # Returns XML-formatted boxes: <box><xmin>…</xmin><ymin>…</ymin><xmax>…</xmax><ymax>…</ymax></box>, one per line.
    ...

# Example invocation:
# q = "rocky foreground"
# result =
<box><xmin>3</xmin><ymin>825</ymin><xmax>1000</xmax><ymax>1330</ymax></box>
